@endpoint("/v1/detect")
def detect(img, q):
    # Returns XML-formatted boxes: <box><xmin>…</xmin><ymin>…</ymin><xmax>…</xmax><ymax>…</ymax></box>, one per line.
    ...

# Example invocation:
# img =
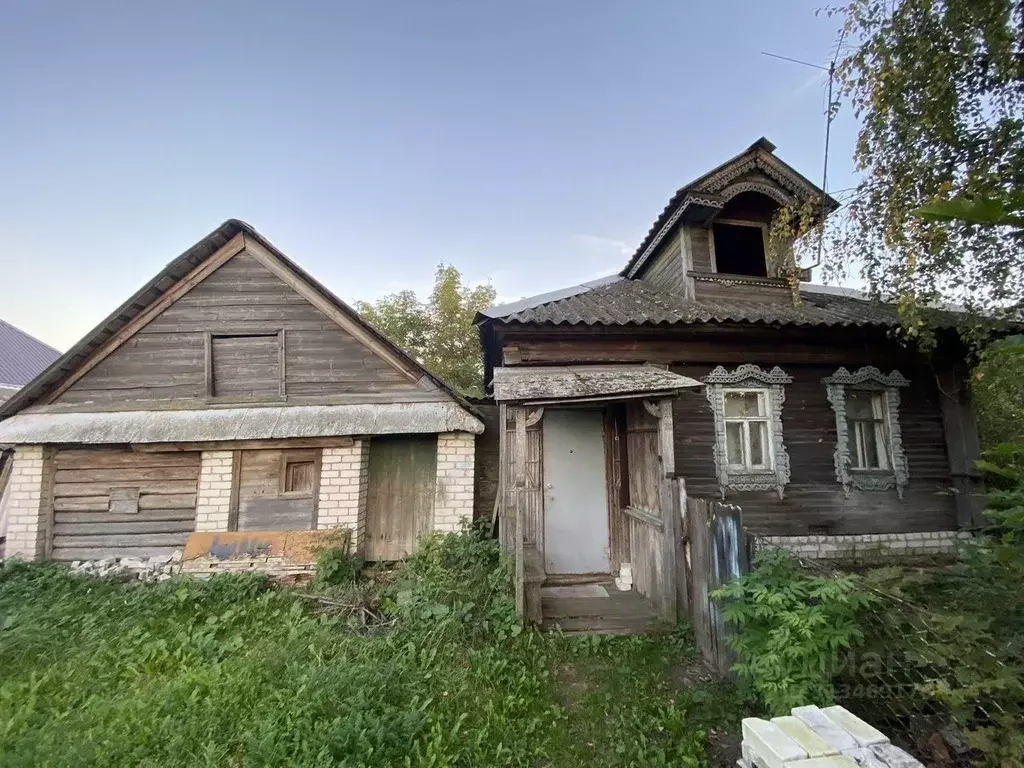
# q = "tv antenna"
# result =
<box><xmin>761</xmin><ymin>28</ymin><xmax>846</xmax><ymax>272</ymax></box>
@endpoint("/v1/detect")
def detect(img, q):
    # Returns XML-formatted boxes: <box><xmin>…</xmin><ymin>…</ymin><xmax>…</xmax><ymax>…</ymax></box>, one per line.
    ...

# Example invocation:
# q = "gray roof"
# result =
<box><xmin>0</xmin><ymin>402</ymin><xmax>483</xmax><ymax>445</ymax></box>
<box><xmin>486</xmin><ymin>277</ymin><xmax>953</xmax><ymax>329</ymax></box>
<box><xmin>0</xmin><ymin>320</ymin><xmax>60</xmax><ymax>389</ymax></box>
<box><xmin>491</xmin><ymin>365</ymin><xmax>701</xmax><ymax>403</ymax></box>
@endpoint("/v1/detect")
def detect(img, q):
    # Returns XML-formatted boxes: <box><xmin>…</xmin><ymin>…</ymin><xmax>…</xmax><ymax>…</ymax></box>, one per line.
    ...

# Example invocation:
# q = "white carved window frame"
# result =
<box><xmin>704</xmin><ymin>364</ymin><xmax>792</xmax><ymax>499</ymax></box>
<box><xmin>823</xmin><ymin>367</ymin><xmax>910</xmax><ymax>498</ymax></box>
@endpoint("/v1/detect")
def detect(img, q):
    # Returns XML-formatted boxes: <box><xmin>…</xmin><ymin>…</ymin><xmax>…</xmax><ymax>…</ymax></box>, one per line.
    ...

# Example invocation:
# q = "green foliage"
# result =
<box><xmin>713</xmin><ymin>548</ymin><xmax>879</xmax><ymax>714</ymax></box>
<box><xmin>315</xmin><ymin>546</ymin><xmax>364</xmax><ymax>586</ymax></box>
<box><xmin>356</xmin><ymin>264</ymin><xmax>496</xmax><ymax>396</ymax></box>
<box><xmin>828</xmin><ymin>0</ymin><xmax>1024</xmax><ymax>334</ymax></box>
<box><xmin>0</xmin><ymin>539</ymin><xmax>743</xmax><ymax>767</ymax></box>
<box><xmin>843</xmin><ymin>446</ymin><xmax>1024</xmax><ymax>766</ymax></box>
<box><xmin>972</xmin><ymin>336</ymin><xmax>1024</xmax><ymax>446</ymax></box>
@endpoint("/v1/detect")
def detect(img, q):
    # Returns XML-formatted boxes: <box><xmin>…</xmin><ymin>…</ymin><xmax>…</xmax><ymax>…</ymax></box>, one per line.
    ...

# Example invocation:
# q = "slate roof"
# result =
<box><xmin>0</xmin><ymin>319</ymin><xmax>60</xmax><ymax>389</ymax></box>
<box><xmin>486</xmin><ymin>277</ymin><xmax>954</xmax><ymax>329</ymax></box>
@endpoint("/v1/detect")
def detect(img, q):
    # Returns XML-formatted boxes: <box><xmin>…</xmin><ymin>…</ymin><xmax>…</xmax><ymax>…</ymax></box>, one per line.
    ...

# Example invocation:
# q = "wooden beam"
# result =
<box><xmin>656</xmin><ymin>399</ymin><xmax>678</xmax><ymax>622</ymax></box>
<box><xmin>47</xmin><ymin>233</ymin><xmax>247</xmax><ymax>404</ymax></box>
<box><xmin>937</xmin><ymin>368</ymin><xmax>984</xmax><ymax>529</ymax></box>
<box><xmin>131</xmin><ymin>437</ymin><xmax>355</xmax><ymax>453</ymax></box>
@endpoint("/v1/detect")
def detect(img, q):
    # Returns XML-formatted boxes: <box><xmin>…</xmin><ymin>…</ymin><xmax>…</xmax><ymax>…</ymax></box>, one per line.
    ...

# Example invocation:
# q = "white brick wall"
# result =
<box><xmin>761</xmin><ymin>530</ymin><xmax>971</xmax><ymax>562</ymax></box>
<box><xmin>433</xmin><ymin>432</ymin><xmax>475</xmax><ymax>533</ymax></box>
<box><xmin>194</xmin><ymin>451</ymin><xmax>234</xmax><ymax>531</ymax></box>
<box><xmin>317</xmin><ymin>441</ymin><xmax>369</xmax><ymax>552</ymax></box>
<box><xmin>2</xmin><ymin>446</ymin><xmax>49</xmax><ymax>560</ymax></box>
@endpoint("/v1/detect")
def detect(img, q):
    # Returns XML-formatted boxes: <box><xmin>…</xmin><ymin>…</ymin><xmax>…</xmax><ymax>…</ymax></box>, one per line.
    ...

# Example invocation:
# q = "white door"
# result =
<box><xmin>542</xmin><ymin>409</ymin><xmax>611</xmax><ymax>574</ymax></box>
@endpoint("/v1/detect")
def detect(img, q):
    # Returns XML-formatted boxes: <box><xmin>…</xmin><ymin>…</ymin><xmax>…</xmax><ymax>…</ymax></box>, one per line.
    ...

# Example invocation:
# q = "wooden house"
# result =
<box><xmin>0</xmin><ymin>220</ymin><xmax>482</xmax><ymax>563</ymax></box>
<box><xmin>477</xmin><ymin>139</ymin><xmax>981</xmax><ymax>627</ymax></box>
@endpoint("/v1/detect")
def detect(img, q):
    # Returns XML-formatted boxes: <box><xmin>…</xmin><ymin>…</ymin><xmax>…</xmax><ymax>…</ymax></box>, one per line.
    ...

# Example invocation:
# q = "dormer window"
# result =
<box><xmin>711</xmin><ymin>220</ymin><xmax>768</xmax><ymax>277</ymax></box>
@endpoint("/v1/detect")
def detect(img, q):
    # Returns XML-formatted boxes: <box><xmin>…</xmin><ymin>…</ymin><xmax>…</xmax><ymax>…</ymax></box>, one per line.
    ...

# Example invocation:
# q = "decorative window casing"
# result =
<box><xmin>705</xmin><ymin>365</ymin><xmax>792</xmax><ymax>499</ymax></box>
<box><xmin>823</xmin><ymin>367</ymin><xmax>910</xmax><ymax>498</ymax></box>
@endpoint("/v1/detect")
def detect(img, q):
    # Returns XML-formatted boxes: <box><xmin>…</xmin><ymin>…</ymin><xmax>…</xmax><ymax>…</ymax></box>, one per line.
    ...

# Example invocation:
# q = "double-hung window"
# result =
<box><xmin>704</xmin><ymin>365</ymin><xmax>792</xmax><ymax>499</ymax></box>
<box><xmin>823</xmin><ymin>367</ymin><xmax>910</xmax><ymax>497</ymax></box>
<box><xmin>723</xmin><ymin>390</ymin><xmax>772</xmax><ymax>471</ymax></box>
<box><xmin>845</xmin><ymin>390</ymin><xmax>890</xmax><ymax>471</ymax></box>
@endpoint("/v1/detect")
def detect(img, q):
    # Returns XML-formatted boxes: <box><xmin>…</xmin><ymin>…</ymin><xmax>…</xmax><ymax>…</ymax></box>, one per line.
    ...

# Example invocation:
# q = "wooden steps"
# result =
<box><xmin>539</xmin><ymin>582</ymin><xmax>661</xmax><ymax>636</ymax></box>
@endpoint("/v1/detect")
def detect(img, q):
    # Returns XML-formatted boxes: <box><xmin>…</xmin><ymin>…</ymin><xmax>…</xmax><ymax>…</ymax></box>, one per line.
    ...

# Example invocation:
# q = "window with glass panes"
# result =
<box><xmin>845</xmin><ymin>390</ymin><xmax>890</xmax><ymax>470</ymax></box>
<box><xmin>723</xmin><ymin>390</ymin><xmax>772</xmax><ymax>471</ymax></box>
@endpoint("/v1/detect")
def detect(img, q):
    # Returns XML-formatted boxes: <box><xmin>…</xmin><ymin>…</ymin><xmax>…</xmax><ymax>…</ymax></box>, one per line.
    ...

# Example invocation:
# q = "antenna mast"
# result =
<box><xmin>761</xmin><ymin>27</ymin><xmax>845</xmax><ymax>273</ymax></box>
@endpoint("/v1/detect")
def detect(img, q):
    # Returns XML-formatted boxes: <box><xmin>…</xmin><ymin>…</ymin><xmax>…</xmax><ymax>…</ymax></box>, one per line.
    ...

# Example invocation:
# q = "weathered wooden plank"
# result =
<box><xmin>53</xmin><ymin>532</ymin><xmax>190</xmax><ymax>548</ymax></box>
<box><xmin>54</xmin><ymin>480</ymin><xmax>198</xmax><ymax>498</ymax></box>
<box><xmin>235</xmin><ymin>448</ymin><xmax>318</xmax><ymax>531</ymax></box>
<box><xmin>55</xmin><ymin>450</ymin><xmax>201</xmax><ymax>470</ymax></box>
<box><xmin>52</xmin><ymin>545</ymin><xmax>181</xmax><ymax>561</ymax></box>
<box><xmin>54</xmin><ymin>467</ymin><xmax>201</xmax><ymax>484</ymax></box>
<box><xmin>364</xmin><ymin>436</ymin><xmax>438</xmax><ymax>561</ymax></box>
<box><xmin>55</xmin><ymin>510</ymin><xmax>196</xmax><ymax>524</ymax></box>
<box><xmin>53</xmin><ymin>520</ymin><xmax>196</xmax><ymax>536</ymax></box>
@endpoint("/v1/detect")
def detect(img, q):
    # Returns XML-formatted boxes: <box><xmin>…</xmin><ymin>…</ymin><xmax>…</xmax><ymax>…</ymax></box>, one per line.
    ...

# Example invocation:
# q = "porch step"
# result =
<box><xmin>539</xmin><ymin>583</ymin><xmax>662</xmax><ymax>636</ymax></box>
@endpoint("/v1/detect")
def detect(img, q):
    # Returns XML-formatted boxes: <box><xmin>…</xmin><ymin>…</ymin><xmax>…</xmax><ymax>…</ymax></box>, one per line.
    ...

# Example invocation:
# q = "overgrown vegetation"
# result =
<box><xmin>713</xmin><ymin>548</ymin><xmax>878</xmax><ymax>715</ymax></box>
<box><xmin>0</xmin><ymin>527</ymin><xmax>742</xmax><ymax>766</ymax></box>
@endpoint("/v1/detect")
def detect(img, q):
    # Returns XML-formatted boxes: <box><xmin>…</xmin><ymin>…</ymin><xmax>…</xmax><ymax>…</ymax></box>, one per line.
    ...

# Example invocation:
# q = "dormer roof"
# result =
<box><xmin>622</xmin><ymin>138</ymin><xmax>839</xmax><ymax>279</ymax></box>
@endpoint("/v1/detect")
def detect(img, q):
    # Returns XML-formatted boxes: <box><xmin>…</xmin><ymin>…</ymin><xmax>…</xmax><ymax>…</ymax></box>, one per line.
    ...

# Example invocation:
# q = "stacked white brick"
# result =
<box><xmin>433</xmin><ymin>432</ymin><xmax>474</xmax><ymax>533</ymax></box>
<box><xmin>761</xmin><ymin>532</ymin><xmax>970</xmax><ymax>563</ymax></box>
<box><xmin>194</xmin><ymin>450</ymin><xmax>235</xmax><ymax>531</ymax></box>
<box><xmin>1</xmin><ymin>446</ymin><xmax>49</xmax><ymax>559</ymax></box>
<box><xmin>317</xmin><ymin>441</ymin><xmax>370</xmax><ymax>552</ymax></box>
<box><xmin>740</xmin><ymin>705</ymin><xmax>923</xmax><ymax>768</ymax></box>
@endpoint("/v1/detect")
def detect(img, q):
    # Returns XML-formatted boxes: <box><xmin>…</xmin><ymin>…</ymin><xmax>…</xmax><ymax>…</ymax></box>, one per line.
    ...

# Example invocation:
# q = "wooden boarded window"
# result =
<box><xmin>209</xmin><ymin>333</ymin><xmax>282</xmax><ymax>398</ymax></box>
<box><xmin>282</xmin><ymin>459</ymin><xmax>315</xmax><ymax>496</ymax></box>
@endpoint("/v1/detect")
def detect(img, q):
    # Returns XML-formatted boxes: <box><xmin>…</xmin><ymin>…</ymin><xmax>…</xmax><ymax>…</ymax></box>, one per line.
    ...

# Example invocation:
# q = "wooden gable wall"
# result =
<box><xmin>49</xmin><ymin>249</ymin><xmax>435</xmax><ymax>410</ymax></box>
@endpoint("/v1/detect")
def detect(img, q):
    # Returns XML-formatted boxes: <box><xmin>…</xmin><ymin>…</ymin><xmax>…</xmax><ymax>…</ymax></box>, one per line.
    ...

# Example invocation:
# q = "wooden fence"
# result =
<box><xmin>678</xmin><ymin>490</ymin><xmax>751</xmax><ymax>674</ymax></box>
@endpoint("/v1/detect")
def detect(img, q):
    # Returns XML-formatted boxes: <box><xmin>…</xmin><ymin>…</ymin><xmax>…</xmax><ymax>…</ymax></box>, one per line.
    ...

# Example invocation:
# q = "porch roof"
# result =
<box><xmin>491</xmin><ymin>365</ymin><xmax>701</xmax><ymax>404</ymax></box>
<box><xmin>0</xmin><ymin>402</ymin><xmax>483</xmax><ymax>445</ymax></box>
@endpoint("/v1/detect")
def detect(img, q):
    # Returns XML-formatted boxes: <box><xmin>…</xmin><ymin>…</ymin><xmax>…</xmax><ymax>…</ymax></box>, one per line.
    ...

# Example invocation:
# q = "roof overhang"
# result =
<box><xmin>491</xmin><ymin>365</ymin><xmax>702</xmax><ymax>404</ymax></box>
<box><xmin>0</xmin><ymin>402</ymin><xmax>484</xmax><ymax>446</ymax></box>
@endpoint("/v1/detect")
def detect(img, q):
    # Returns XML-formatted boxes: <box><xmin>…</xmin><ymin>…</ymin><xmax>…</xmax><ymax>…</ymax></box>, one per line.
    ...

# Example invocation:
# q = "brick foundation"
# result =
<box><xmin>194</xmin><ymin>451</ymin><xmax>234</xmax><ymax>531</ymax></box>
<box><xmin>433</xmin><ymin>432</ymin><xmax>475</xmax><ymax>533</ymax></box>
<box><xmin>317</xmin><ymin>441</ymin><xmax>369</xmax><ymax>552</ymax></box>
<box><xmin>1</xmin><ymin>446</ymin><xmax>51</xmax><ymax>559</ymax></box>
<box><xmin>760</xmin><ymin>530</ymin><xmax>970</xmax><ymax>562</ymax></box>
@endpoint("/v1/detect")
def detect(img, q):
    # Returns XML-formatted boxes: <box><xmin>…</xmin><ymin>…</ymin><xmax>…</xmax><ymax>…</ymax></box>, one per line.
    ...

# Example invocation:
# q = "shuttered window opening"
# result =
<box><xmin>209</xmin><ymin>333</ymin><xmax>282</xmax><ymax>399</ymax></box>
<box><xmin>282</xmin><ymin>460</ymin><xmax>315</xmax><ymax>496</ymax></box>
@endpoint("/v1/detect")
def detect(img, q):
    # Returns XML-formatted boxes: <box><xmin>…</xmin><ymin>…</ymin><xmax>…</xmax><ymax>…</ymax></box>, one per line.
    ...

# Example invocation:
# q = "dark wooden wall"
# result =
<box><xmin>473</xmin><ymin>404</ymin><xmax>500</xmax><ymax>523</ymax></box>
<box><xmin>671</xmin><ymin>363</ymin><xmax>957</xmax><ymax>535</ymax></box>
<box><xmin>50</xmin><ymin>448</ymin><xmax>200</xmax><ymax>560</ymax></box>
<box><xmin>637</xmin><ymin>232</ymin><xmax>685</xmax><ymax>295</ymax></box>
<box><xmin>53</xmin><ymin>250</ymin><xmax>429</xmax><ymax>409</ymax></box>
<box><xmin>235</xmin><ymin>448</ymin><xmax>319</xmax><ymax>531</ymax></box>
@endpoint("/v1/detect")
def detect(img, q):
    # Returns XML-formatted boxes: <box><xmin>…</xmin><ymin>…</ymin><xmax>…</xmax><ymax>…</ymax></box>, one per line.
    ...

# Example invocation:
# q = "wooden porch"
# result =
<box><xmin>539</xmin><ymin>582</ymin><xmax>662</xmax><ymax>635</ymax></box>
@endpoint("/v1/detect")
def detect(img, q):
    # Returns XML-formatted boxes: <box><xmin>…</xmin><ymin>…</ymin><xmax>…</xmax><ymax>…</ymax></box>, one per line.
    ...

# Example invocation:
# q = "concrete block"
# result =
<box><xmin>771</xmin><ymin>716</ymin><xmax>838</xmax><ymax>758</ymax></box>
<box><xmin>868</xmin><ymin>743</ymin><xmax>923</xmax><ymax>768</ymax></box>
<box><xmin>791</xmin><ymin>707</ymin><xmax>858</xmax><ymax>752</ymax></box>
<box><xmin>784</xmin><ymin>758</ymin><xmax>859</xmax><ymax>768</ymax></box>
<box><xmin>822</xmin><ymin>706</ymin><xmax>888</xmax><ymax>748</ymax></box>
<box><xmin>742</xmin><ymin>718</ymin><xmax>807</xmax><ymax>768</ymax></box>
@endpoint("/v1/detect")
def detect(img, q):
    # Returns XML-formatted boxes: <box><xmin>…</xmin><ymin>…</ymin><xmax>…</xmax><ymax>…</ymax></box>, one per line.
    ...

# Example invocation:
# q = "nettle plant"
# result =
<box><xmin>713</xmin><ymin>548</ymin><xmax>878</xmax><ymax>714</ymax></box>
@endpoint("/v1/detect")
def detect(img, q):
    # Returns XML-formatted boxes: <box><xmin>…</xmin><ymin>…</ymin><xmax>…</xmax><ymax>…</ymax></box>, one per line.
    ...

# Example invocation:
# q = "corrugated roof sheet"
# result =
<box><xmin>491</xmin><ymin>365</ymin><xmax>701</xmax><ymax>402</ymax></box>
<box><xmin>490</xmin><ymin>278</ymin><xmax>949</xmax><ymax>329</ymax></box>
<box><xmin>0</xmin><ymin>320</ymin><xmax>60</xmax><ymax>389</ymax></box>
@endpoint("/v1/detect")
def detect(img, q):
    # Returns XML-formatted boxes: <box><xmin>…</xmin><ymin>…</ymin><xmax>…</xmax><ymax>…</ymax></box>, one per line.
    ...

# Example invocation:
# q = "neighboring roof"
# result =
<box><xmin>491</xmin><ymin>365</ymin><xmax>701</xmax><ymax>403</ymax></box>
<box><xmin>483</xmin><ymin>276</ymin><xmax>955</xmax><ymax>330</ymax></box>
<box><xmin>479</xmin><ymin>274</ymin><xmax>620</xmax><ymax>320</ymax></box>
<box><xmin>0</xmin><ymin>220</ymin><xmax>478</xmax><ymax>422</ymax></box>
<box><xmin>0</xmin><ymin>402</ymin><xmax>483</xmax><ymax>446</ymax></box>
<box><xmin>622</xmin><ymin>138</ymin><xmax>839</xmax><ymax>279</ymax></box>
<box><xmin>0</xmin><ymin>319</ymin><xmax>60</xmax><ymax>389</ymax></box>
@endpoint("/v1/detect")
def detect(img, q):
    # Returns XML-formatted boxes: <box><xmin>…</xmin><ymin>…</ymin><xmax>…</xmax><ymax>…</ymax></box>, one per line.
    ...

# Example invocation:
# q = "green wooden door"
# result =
<box><xmin>365</xmin><ymin>436</ymin><xmax>437</xmax><ymax>561</ymax></box>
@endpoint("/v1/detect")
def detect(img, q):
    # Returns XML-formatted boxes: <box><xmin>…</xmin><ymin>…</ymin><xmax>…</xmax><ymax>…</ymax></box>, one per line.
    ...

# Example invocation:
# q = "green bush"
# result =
<box><xmin>315</xmin><ymin>546</ymin><xmax>364</xmax><ymax>586</ymax></box>
<box><xmin>713</xmin><ymin>548</ymin><xmax>878</xmax><ymax>715</ymax></box>
<box><xmin>972</xmin><ymin>335</ymin><xmax>1024</xmax><ymax>446</ymax></box>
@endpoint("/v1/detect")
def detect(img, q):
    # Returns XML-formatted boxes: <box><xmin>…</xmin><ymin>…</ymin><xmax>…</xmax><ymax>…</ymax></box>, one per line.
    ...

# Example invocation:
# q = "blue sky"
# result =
<box><xmin>0</xmin><ymin>1</ymin><xmax>858</xmax><ymax>351</ymax></box>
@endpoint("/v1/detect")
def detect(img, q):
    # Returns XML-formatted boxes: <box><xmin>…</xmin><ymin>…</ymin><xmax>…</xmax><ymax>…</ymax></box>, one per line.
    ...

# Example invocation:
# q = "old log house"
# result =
<box><xmin>0</xmin><ymin>220</ymin><xmax>482</xmax><ymax>564</ymax></box>
<box><xmin>477</xmin><ymin>138</ymin><xmax>982</xmax><ymax>628</ymax></box>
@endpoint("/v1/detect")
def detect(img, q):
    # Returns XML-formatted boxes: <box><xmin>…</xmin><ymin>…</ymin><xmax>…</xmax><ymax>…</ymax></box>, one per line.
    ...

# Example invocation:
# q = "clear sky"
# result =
<box><xmin>0</xmin><ymin>1</ymin><xmax>859</xmax><ymax>351</ymax></box>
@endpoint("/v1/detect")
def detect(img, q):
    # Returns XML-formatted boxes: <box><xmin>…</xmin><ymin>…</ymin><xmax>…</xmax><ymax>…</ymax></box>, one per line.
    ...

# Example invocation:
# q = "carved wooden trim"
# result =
<box><xmin>642</xmin><ymin>399</ymin><xmax>661</xmax><ymax>419</ymax></box>
<box><xmin>524</xmin><ymin>407</ymin><xmax>544</xmax><ymax>428</ymax></box>
<box><xmin>823</xmin><ymin>367</ymin><xmax>910</xmax><ymax>498</ymax></box>
<box><xmin>703</xmin><ymin>365</ymin><xmax>792</xmax><ymax>500</ymax></box>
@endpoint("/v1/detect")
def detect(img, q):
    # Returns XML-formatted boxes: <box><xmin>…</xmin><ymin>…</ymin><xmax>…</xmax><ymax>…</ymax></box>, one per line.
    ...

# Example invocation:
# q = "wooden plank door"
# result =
<box><xmin>365</xmin><ymin>436</ymin><xmax>438</xmax><ymax>561</ymax></box>
<box><xmin>542</xmin><ymin>409</ymin><xmax>610</xmax><ymax>575</ymax></box>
